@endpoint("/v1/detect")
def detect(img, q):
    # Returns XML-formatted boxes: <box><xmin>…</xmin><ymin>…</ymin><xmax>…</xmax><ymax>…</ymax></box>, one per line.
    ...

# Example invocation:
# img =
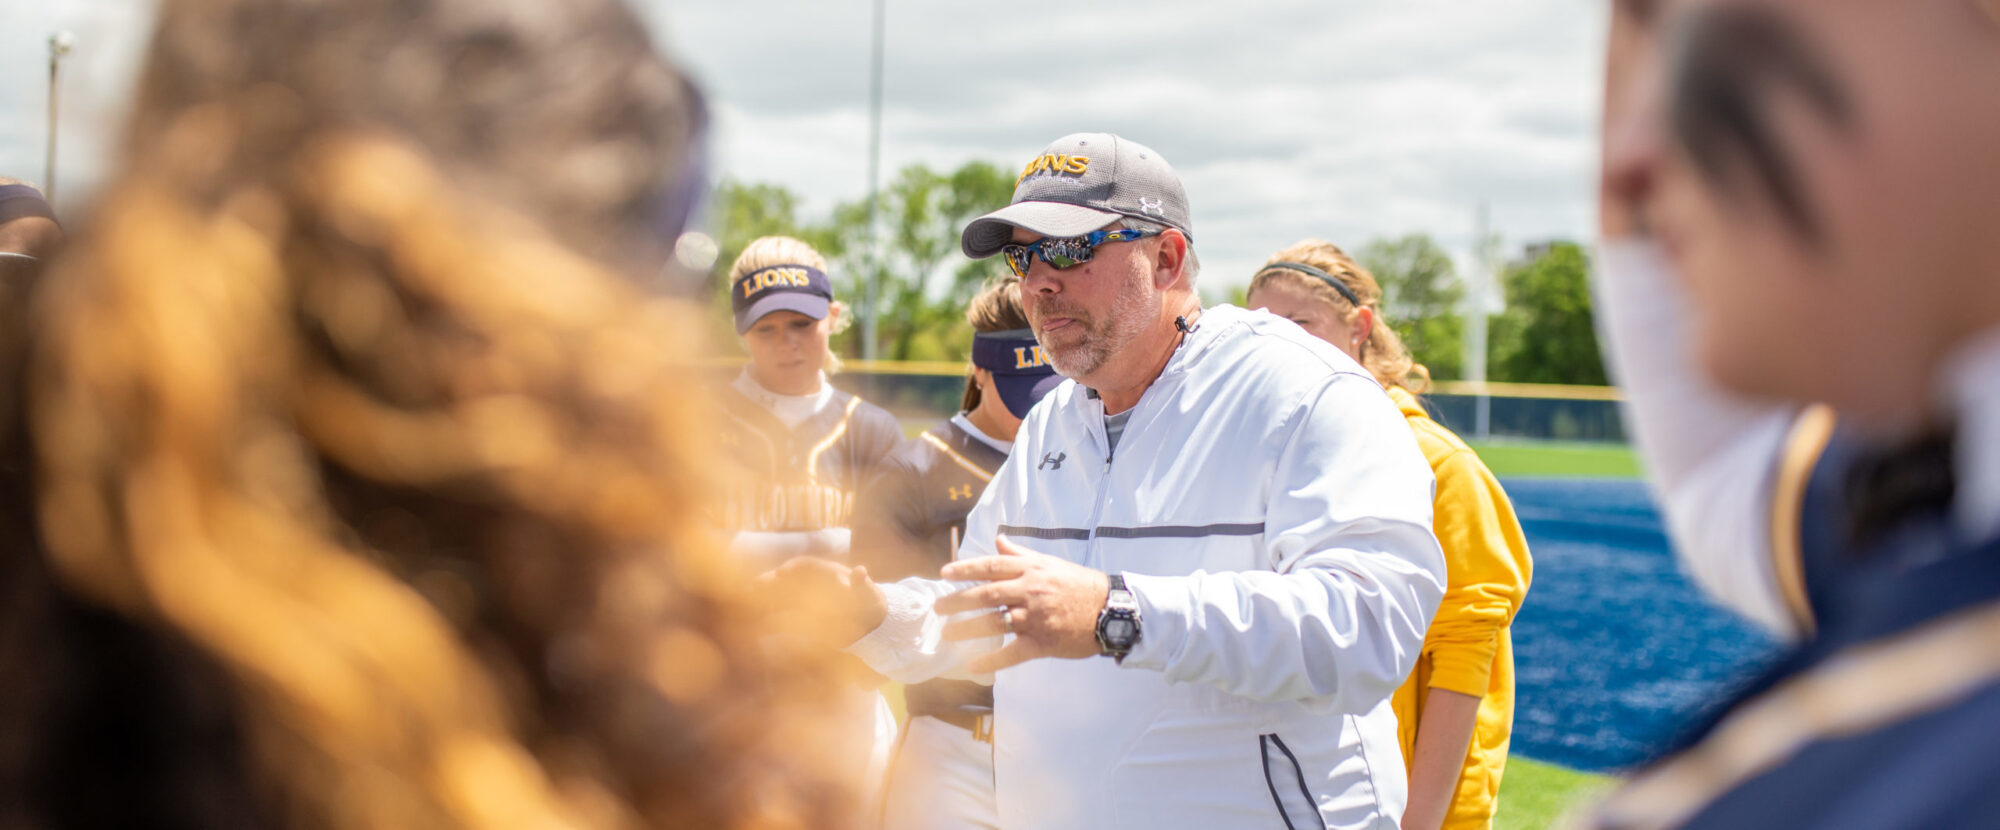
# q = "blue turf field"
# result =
<box><xmin>1501</xmin><ymin>478</ymin><xmax>1781</xmax><ymax>773</ymax></box>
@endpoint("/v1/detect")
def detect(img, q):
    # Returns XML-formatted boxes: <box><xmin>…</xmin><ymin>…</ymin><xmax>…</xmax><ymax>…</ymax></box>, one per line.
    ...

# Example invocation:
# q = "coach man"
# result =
<box><xmin>785</xmin><ymin>133</ymin><xmax>1444</xmax><ymax>829</ymax></box>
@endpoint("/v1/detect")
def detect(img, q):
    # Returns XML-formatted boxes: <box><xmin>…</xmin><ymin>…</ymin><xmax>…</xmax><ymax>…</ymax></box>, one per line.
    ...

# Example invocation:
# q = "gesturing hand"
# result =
<box><xmin>756</xmin><ymin>556</ymin><xmax>887</xmax><ymax>649</ymax></box>
<box><xmin>936</xmin><ymin>536</ymin><xmax>1111</xmax><ymax>673</ymax></box>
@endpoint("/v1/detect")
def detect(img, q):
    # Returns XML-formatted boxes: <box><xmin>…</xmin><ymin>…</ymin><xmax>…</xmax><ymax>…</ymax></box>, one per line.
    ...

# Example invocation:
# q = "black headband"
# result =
<box><xmin>1259</xmin><ymin>261</ymin><xmax>1362</xmax><ymax>307</ymax></box>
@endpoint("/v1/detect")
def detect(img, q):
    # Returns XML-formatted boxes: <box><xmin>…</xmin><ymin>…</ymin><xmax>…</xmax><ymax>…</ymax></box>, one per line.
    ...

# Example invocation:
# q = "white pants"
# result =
<box><xmin>879</xmin><ymin>715</ymin><xmax>1000</xmax><ymax>830</ymax></box>
<box><xmin>861</xmin><ymin>691</ymin><xmax>900</xmax><ymax>818</ymax></box>
<box><xmin>818</xmin><ymin>687</ymin><xmax>900</xmax><ymax>821</ymax></box>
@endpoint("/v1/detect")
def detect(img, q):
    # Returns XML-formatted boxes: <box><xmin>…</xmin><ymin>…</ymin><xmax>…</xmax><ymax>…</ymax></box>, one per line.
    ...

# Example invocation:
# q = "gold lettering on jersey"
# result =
<box><xmin>741</xmin><ymin>267</ymin><xmax>814</xmax><ymax>297</ymax></box>
<box><xmin>730</xmin><ymin>484</ymin><xmax>853</xmax><ymax>532</ymax></box>
<box><xmin>948</xmin><ymin>484</ymin><xmax>973</xmax><ymax>501</ymax></box>
<box><xmin>1016</xmin><ymin>153</ymin><xmax>1091</xmax><ymax>185</ymax></box>
<box><xmin>1013</xmin><ymin>345</ymin><xmax>1050</xmax><ymax>369</ymax></box>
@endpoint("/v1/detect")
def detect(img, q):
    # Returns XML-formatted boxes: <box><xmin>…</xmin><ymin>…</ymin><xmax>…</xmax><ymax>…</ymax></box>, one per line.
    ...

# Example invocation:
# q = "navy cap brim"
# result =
<box><xmin>992</xmin><ymin>372</ymin><xmax>1064</xmax><ymax>419</ymax></box>
<box><xmin>734</xmin><ymin>292</ymin><xmax>830</xmax><ymax>334</ymax></box>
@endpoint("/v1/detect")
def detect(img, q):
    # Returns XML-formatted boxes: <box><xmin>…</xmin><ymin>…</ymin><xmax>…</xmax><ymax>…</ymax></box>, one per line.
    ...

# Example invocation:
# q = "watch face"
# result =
<box><xmin>1104</xmin><ymin>618</ymin><xmax>1136</xmax><ymax>644</ymax></box>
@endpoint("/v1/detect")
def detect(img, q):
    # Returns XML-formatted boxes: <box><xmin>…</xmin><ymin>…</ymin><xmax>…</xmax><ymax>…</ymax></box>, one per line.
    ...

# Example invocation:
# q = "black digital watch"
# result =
<box><xmin>1095</xmin><ymin>573</ymin><xmax>1142</xmax><ymax>661</ymax></box>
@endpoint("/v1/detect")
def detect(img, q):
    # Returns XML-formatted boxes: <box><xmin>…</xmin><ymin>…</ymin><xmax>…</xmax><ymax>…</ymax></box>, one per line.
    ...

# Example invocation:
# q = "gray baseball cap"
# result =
<box><xmin>961</xmin><ymin>133</ymin><xmax>1193</xmax><ymax>260</ymax></box>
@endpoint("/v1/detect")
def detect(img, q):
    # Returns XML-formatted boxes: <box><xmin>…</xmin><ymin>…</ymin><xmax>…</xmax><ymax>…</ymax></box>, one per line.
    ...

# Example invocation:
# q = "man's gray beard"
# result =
<box><xmin>1046</xmin><ymin>339</ymin><xmax>1106</xmax><ymax>378</ymax></box>
<box><xmin>1043</xmin><ymin>280</ymin><xmax>1154</xmax><ymax>380</ymax></box>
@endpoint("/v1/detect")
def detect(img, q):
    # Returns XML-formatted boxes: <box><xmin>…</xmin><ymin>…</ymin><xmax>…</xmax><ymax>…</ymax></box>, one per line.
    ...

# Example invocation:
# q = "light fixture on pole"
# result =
<box><xmin>46</xmin><ymin>30</ymin><xmax>76</xmax><ymax>207</ymax></box>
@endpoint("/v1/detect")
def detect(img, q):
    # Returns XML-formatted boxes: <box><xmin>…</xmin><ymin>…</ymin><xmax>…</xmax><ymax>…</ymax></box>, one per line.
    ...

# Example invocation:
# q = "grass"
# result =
<box><xmin>1466</xmin><ymin>440</ymin><xmax>1642</xmax><ymax>479</ymax></box>
<box><xmin>1496</xmin><ymin>757</ymin><xmax>1617</xmax><ymax>830</ymax></box>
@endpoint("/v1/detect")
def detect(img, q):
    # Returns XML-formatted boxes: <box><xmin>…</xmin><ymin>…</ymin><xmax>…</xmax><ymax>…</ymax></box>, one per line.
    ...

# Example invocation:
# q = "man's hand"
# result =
<box><xmin>935</xmin><ymin>536</ymin><xmax>1111</xmax><ymax>673</ymax></box>
<box><xmin>756</xmin><ymin>556</ymin><xmax>887</xmax><ymax>649</ymax></box>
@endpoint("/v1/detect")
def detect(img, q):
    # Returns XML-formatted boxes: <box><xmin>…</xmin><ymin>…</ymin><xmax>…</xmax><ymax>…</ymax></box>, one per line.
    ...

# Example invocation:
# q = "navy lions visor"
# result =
<box><xmin>0</xmin><ymin>184</ymin><xmax>55</xmax><ymax>225</ymax></box>
<box><xmin>731</xmin><ymin>263</ymin><xmax>833</xmax><ymax>333</ymax></box>
<box><xmin>972</xmin><ymin>328</ymin><xmax>1062</xmax><ymax>418</ymax></box>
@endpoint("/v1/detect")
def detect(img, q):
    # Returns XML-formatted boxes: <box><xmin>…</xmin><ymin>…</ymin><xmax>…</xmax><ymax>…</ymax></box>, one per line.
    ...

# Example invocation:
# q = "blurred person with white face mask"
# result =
<box><xmin>1582</xmin><ymin>0</ymin><xmax>2000</xmax><ymax>827</ymax></box>
<box><xmin>1592</xmin><ymin>0</ymin><xmax>1976</xmax><ymax>644</ymax></box>
<box><xmin>1593</xmin><ymin>0</ymin><xmax>1843</xmax><ymax>644</ymax></box>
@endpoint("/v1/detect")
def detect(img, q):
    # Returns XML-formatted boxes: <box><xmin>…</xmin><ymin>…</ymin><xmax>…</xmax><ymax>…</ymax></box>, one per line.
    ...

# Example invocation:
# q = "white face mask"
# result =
<box><xmin>1589</xmin><ymin>238</ymin><xmax>1680</xmax><ymax>390</ymax></box>
<box><xmin>1592</xmin><ymin>234</ymin><xmax>1808</xmax><ymax>640</ymax></box>
<box><xmin>1938</xmin><ymin>330</ymin><xmax>2000</xmax><ymax>545</ymax></box>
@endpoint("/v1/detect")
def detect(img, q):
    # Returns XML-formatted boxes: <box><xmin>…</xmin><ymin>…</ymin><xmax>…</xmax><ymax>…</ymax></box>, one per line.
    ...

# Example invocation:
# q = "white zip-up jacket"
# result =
<box><xmin>852</xmin><ymin>305</ymin><xmax>1446</xmax><ymax>830</ymax></box>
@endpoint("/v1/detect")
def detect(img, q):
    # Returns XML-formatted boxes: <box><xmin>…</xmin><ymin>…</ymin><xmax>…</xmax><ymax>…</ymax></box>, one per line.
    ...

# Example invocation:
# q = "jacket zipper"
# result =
<box><xmin>1083</xmin><ymin>454</ymin><xmax>1115</xmax><ymax>569</ymax></box>
<box><xmin>1080</xmin><ymin>398</ymin><xmax>1115</xmax><ymax>570</ymax></box>
<box><xmin>1076</xmin><ymin>357</ymin><xmax>1178</xmax><ymax>568</ymax></box>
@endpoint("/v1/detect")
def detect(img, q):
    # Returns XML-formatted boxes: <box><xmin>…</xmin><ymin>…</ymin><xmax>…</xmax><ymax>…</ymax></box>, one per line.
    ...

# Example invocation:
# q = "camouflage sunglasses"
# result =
<box><xmin>1001</xmin><ymin>227</ymin><xmax>1159</xmax><ymax>278</ymax></box>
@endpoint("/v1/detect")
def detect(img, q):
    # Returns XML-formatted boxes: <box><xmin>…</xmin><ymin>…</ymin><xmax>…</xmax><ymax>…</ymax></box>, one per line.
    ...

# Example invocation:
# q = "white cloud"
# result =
<box><xmin>650</xmin><ymin>0</ymin><xmax>1610</xmax><ymax>293</ymax></box>
<box><xmin>0</xmin><ymin>0</ymin><xmax>1608</xmax><ymax>294</ymax></box>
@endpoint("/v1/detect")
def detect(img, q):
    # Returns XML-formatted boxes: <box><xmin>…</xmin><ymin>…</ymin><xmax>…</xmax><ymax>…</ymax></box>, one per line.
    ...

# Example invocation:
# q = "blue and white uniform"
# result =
<box><xmin>1587</xmin><ymin>240</ymin><xmax>2000</xmax><ymax>829</ymax></box>
<box><xmin>713</xmin><ymin>368</ymin><xmax>905</xmax><ymax>817</ymax></box>
<box><xmin>1581</xmin><ymin>332</ymin><xmax>2000</xmax><ymax>830</ymax></box>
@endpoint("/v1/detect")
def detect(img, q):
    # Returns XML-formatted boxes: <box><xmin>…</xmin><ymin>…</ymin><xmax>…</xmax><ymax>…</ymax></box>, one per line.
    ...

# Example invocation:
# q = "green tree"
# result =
<box><xmin>702</xmin><ymin>181</ymin><xmax>811</xmax><ymax>351</ymax></box>
<box><xmin>827</xmin><ymin>160</ymin><xmax>1017</xmax><ymax>361</ymax></box>
<box><xmin>707</xmin><ymin>180</ymin><xmax>843</xmax><ymax>282</ymax></box>
<box><xmin>707</xmin><ymin>162</ymin><xmax>1019</xmax><ymax>362</ymax></box>
<box><xmin>1357</xmin><ymin>234</ymin><xmax>1465</xmax><ymax>380</ymax></box>
<box><xmin>1489</xmin><ymin>241</ymin><xmax>1606</xmax><ymax>385</ymax></box>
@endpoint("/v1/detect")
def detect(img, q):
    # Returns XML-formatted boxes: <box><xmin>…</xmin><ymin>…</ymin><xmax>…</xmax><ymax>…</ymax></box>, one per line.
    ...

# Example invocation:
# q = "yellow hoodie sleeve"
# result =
<box><xmin>1421</xmin><ymin>441</ymin><xmax>1533</xmax><ymax>696</ymax></box>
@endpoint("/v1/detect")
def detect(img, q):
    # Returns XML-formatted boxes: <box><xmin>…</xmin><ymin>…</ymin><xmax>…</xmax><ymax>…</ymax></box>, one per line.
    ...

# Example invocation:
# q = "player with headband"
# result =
<box><xmin>1249</xmin><ymin>242</ymin><xmax>1532</xmax><ymax>830</ymax></box>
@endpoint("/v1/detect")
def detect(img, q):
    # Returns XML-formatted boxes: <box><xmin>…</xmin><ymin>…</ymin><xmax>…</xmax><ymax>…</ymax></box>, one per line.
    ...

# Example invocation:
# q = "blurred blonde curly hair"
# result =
<box><xmin>4</xmin><ymin>1</ymin><xmax>859</xmax><ymax>828</ymax></box>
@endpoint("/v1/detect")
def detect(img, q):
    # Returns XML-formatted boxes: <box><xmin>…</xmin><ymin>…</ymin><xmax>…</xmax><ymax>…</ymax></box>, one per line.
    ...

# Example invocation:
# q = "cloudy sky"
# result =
<box><xmin>1</xmin><ymin>1</ymin><xmax>1609</xmax><ymax>295</ymax></box>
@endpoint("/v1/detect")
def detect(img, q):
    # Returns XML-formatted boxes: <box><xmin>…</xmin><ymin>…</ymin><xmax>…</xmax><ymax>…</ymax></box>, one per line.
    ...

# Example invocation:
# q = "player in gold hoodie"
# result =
<box><xmin>1250</xmin><ymin>240</ymin><xmax>1533</xmax><ymax>830</ymax></box>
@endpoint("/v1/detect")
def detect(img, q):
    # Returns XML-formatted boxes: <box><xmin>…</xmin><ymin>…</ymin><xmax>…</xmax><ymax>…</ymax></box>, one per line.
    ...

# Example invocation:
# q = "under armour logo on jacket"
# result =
<box><xmin>948</xmin><ymin>484</ymin><xmax>973</xmax><ymax>501</ymax></box>
<box><xmin>1038</xmin><ymin>452</ymin><xmax>1067</xmax><ymax>471</ymax></box>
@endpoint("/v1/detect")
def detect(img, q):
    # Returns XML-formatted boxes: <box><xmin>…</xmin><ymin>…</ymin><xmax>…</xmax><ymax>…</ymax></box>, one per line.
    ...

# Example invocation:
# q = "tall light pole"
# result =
<box><xmin>1464</xmin><ymin>202</ymin><xmax>1498</xmax><ymax>440</ymax></box>
<box><xmin>46</xmin><ymin>30</ymin><xmax>75</xmax><ymax>207</ymax></box>
<box><xmin>860</xmin><ymin>0</ymin><xmax>886</xmax><ymax>362</ymax></box>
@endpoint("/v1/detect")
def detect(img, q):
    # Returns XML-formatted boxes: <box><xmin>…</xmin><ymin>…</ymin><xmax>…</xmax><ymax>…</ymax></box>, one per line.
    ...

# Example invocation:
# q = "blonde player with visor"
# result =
<box><xmin>716</xmin><ymin>235</ymin><xmax>905</xmax><ymax>816</ymax></box>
